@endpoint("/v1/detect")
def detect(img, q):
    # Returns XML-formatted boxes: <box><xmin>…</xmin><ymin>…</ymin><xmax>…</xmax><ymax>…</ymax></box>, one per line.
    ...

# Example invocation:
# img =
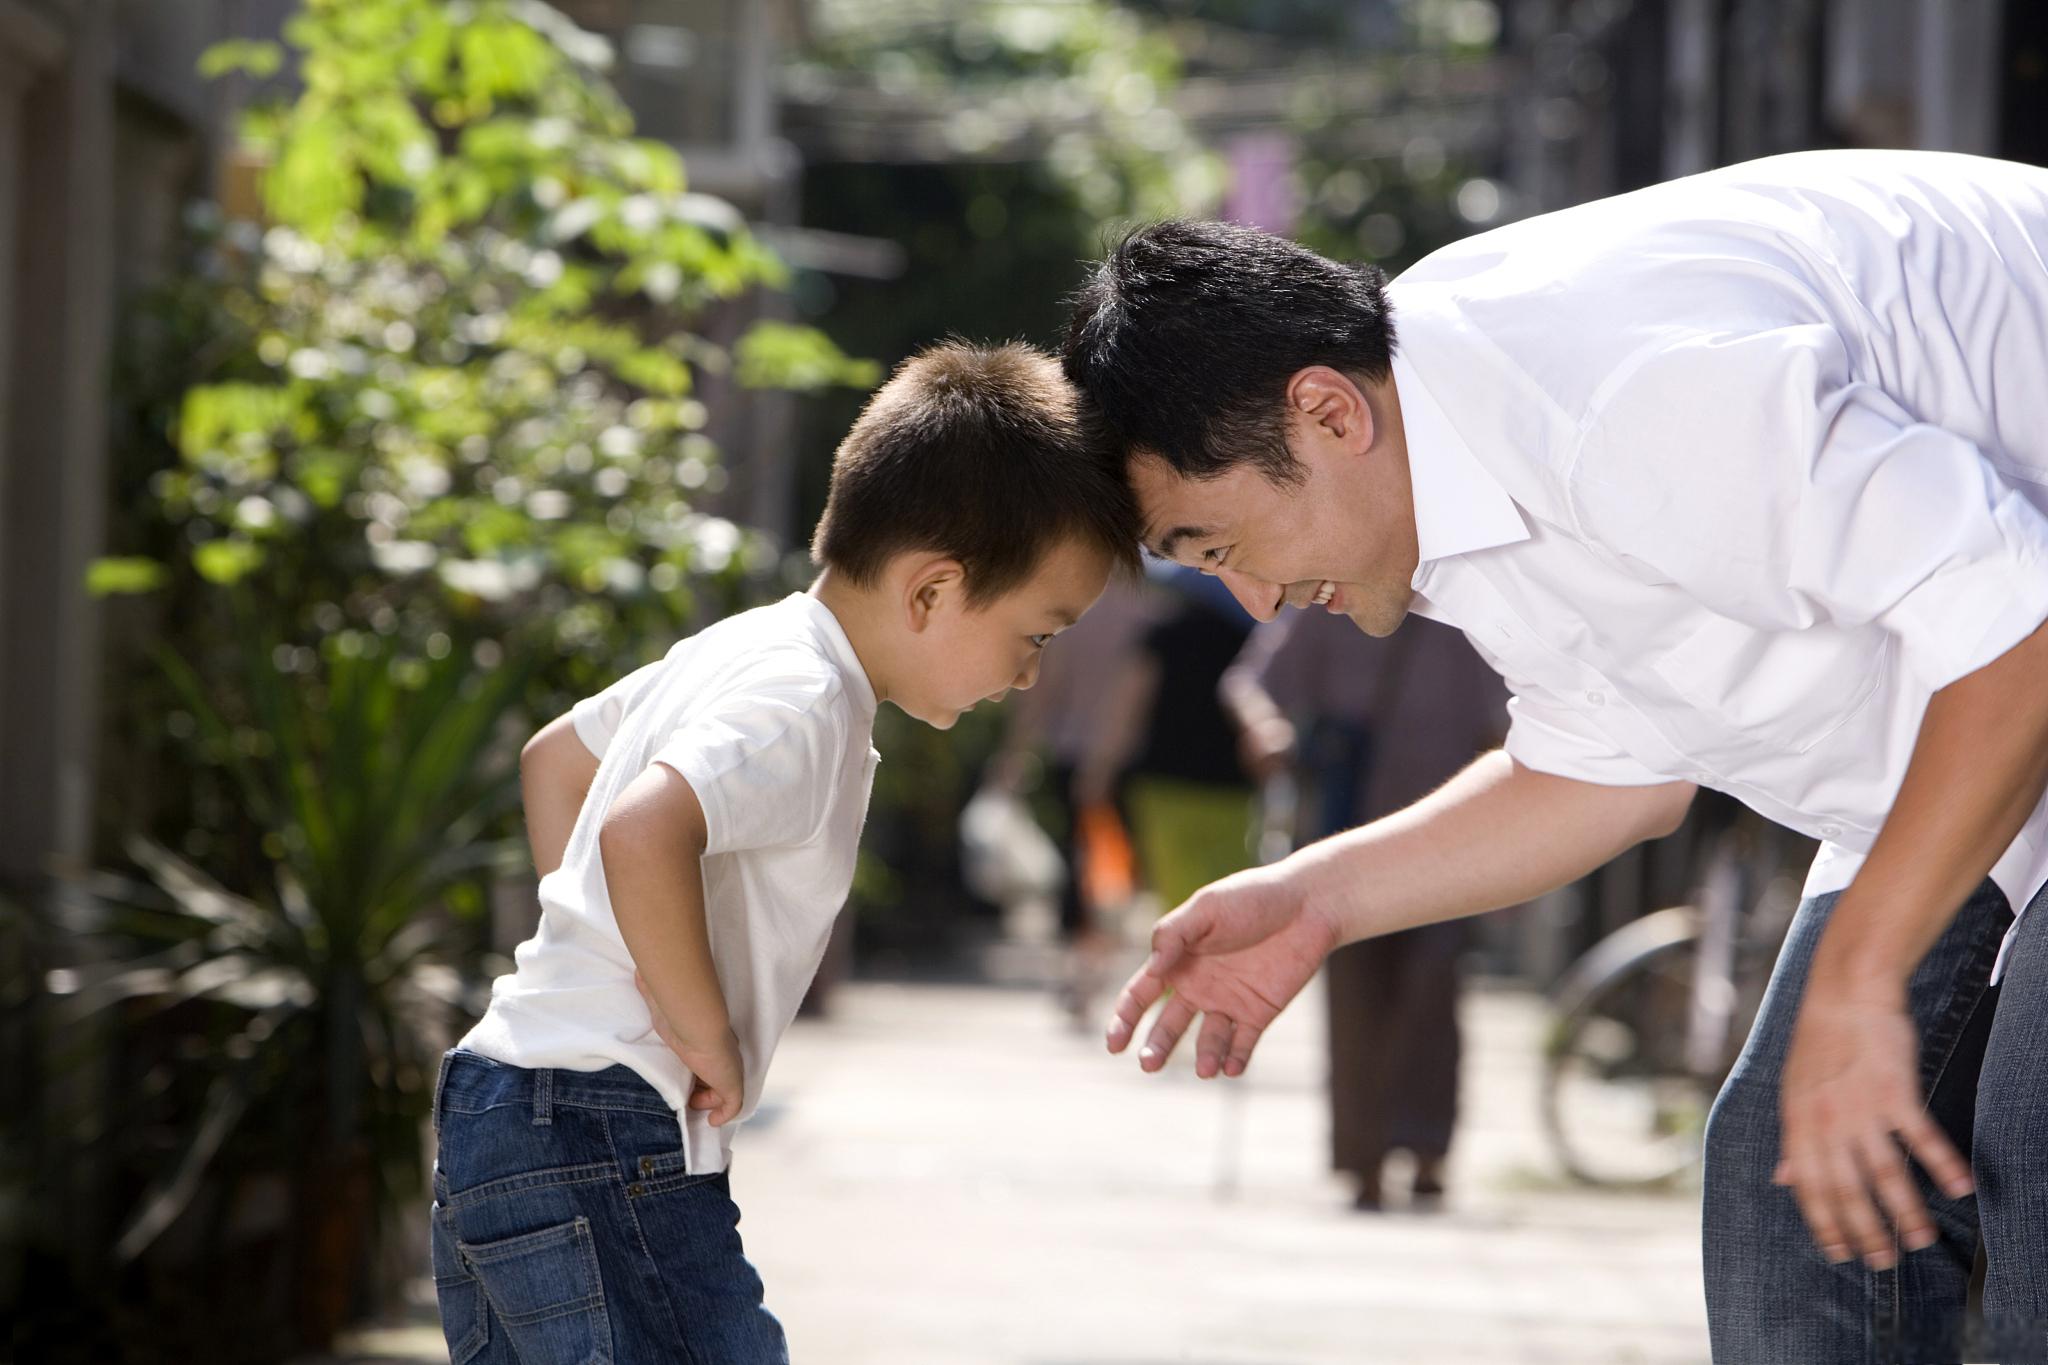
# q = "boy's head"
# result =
<box><xmin>811</xmin><ymin>340</ymin><xmax>1140</xmax><ymax>728</ymax></box>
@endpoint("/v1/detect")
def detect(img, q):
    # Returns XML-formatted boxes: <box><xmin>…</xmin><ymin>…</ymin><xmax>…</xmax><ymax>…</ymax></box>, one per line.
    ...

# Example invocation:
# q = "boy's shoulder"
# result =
<box><xmin>660</xmin><ymin>594</ymin><xmax>869</xmax><ymax>718</ymax></box>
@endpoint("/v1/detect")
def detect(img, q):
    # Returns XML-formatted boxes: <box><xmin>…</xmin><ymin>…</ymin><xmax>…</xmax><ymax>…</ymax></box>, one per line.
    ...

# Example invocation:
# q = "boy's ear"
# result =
<box><xmin>903</xmin><ymin>555</ymin><xmax>967</xmax><ymax>631</ymax></box>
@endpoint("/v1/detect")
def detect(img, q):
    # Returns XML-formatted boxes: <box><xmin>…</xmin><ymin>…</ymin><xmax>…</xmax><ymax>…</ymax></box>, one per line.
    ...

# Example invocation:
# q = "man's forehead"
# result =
<box><xmin>1130</xmin><ymin>449</ymin><xmax>1209</xmax><ymax>550</ymax></box>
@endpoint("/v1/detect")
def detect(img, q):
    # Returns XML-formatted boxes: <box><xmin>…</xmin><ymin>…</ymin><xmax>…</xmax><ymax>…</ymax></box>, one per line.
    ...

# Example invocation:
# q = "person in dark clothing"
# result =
<box><xmin>1223</xmin><ymin>608</ymin><xmax>1506</xmax><ymax>1209</ymax></box>
<box><xmin>1080</xmin><ymin>565</ymin><xmax>1257</xmax><ymax>914</ymax></box>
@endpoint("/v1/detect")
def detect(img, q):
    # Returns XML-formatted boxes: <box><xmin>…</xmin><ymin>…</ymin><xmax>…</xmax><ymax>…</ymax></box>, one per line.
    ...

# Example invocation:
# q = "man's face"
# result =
<box><xmin>1129</xmin><ymin>391</ymin><xmax>1419</xmax><ymax>636</ymax></box>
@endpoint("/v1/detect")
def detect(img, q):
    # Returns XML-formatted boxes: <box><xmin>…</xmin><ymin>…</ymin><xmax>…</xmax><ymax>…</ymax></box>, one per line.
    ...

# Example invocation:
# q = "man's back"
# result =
<box><xmin>1387</xmin><ymin>150</ymin><xmax>2048</xmax><ymax>933</ymax></box>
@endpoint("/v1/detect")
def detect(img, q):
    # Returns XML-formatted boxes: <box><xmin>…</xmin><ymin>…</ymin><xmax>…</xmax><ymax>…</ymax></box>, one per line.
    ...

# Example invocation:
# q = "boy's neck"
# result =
<box><xmin>807</xmin><ymin>570</ymin><xmax>898</xmax><ymax>707</ymax></box>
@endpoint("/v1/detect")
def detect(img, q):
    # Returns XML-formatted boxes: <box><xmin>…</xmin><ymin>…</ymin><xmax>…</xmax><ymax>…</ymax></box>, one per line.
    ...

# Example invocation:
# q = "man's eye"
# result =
<box><xmin>1202</xmin><ymin>545</ymin><xmax>1229</xmax><ymax>567</ymax></box>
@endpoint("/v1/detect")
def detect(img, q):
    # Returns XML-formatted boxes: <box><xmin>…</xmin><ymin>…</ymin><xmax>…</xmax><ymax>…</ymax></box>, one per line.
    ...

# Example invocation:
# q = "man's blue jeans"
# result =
<box><xmin>429</xmin><ymin>1048</ymin><xmax>788</xmax><ymax>1364</ymax></box>
<box><xmin>1704</xmin><ymin>877</ymin><xmax>2048</xmax><ymax>1363</ymax></box>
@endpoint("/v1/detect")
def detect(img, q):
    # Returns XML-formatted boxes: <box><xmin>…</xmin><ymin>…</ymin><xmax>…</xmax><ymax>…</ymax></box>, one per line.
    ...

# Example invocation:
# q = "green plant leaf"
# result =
<box><xmin>85</xmin><ymin>557</ymin><xmax>168</xmax><ymax>597</ymax></box>
<box><xmin>198</xmin><ymin>38</ymin><xmax>284</xmax><ymax>79</ymax></box>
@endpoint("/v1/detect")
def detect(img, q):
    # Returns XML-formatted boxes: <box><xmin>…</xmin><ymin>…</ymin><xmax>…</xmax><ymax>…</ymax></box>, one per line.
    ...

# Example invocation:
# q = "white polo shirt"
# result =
<box><xmin>1386</xmin><ymin>149</ymin><xmax>2048</xmax><ymax>975</ymax></box>
<box><xmin>458</xmin><ymin>593</ymin><xmax>880</xmax><ymax>1172</ymax></box>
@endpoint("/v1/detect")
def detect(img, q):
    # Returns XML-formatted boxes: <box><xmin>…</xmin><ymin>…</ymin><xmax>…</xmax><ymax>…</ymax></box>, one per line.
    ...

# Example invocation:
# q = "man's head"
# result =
<box><xmin>1063</xmin><ymin>219</ymin><xmax>1418</xmax><ymax>635</ymax></box>
<box><xmin>811</xmin><ymin>340</ymin><xmax>1139</xmax><ymax>728</ymax></box>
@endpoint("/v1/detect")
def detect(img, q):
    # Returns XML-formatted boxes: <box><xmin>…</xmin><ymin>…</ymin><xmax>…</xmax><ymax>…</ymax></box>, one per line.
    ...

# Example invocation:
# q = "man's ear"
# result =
<box><xmin>903</xmin><ymin>555</ymin><xmax>967</xmax><ymax>632</ymax></box>
<box><xmin>1285</xmin><ymin>366</ymin><xmax>1375</xmax><ymax>452</ymax></box>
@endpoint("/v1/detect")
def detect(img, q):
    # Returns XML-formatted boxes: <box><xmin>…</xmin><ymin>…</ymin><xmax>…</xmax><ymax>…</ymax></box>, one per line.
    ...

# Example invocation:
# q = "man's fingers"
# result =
<box><xmin>1782</xmin><ymin>1139</ymin><xmax>1851</xmax><ymax>1264</ymax></box>
<box><xmin>1140</xmin><ymin>994</ymin><xmax>1198</xmax><ymax>1072</ymax></box>
<box><xmin>1193</xmin><ymin>1011</ymin><xmax>1235</xmax><ymax>1080</ymax></box>
<box><xmin>1896</xmin><ymin>1109</ymin><xmax>1975</xmax><ymax>1201</ymax></box>
<box><xmin>1223</xmin><ymin>1020</ymin><xmax>1264</xmax><ymax>1078</ymax></box>
<box><xmin>1824</xmin><ymin>1142</ymin><xmax>1892</xmax><ymax>1268</ymax></box>
<box><xmin>1106</xmin><ymin>964</ymin><xmax>1166</xmax><ymax>1054</ymax></box>
<box><xmin>1147</xmin><ymin>917</ymin><xmax>1189</xmax><ymax>979</ymax></box>
<box><xmin>1861</xmin><ymin>1133</ymin><xmax>1937</xmax><ymax>1256</ymax></box>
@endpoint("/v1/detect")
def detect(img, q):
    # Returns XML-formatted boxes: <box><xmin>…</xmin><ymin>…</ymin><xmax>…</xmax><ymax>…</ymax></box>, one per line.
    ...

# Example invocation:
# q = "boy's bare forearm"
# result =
<box><xmin>599</xmin><ymin>767</ymin><xmax>732</xmax><ymax>1047</ymax></box>
<box><xmin>1294</xmin><ymin>749</ymin><xmax>1696</xmax><ymax>944</ymax></box>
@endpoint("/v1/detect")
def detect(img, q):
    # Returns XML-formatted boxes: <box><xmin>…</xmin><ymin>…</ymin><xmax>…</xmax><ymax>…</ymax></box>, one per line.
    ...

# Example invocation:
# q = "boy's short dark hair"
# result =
<box><xmin>810</xmin><ymin>340</ymin><xmax>1141</xmax><ymax>603</ymax></box>
<box><xmin>1061</xmin><ymin>218</ymin><xmax>1397</xmax><ymax>487</ymax></box>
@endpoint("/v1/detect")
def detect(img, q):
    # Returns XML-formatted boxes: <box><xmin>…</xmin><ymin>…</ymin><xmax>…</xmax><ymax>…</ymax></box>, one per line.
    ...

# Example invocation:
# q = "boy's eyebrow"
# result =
<box><xmin>1151</xmin><ymin>524</ymin><xmax>1215</xmax><ymax>561</ymax></box>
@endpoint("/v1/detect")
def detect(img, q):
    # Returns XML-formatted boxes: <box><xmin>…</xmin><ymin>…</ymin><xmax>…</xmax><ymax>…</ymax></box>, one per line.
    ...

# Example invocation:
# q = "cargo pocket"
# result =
<box><xmin>430</xmin><ymin>1201</ymin><xmax>489</xmax><ymax>1364</ymax></box>
<box><xmin>442</xmin><ymin>1212</ymin><xmax>615</xmax><ymax>1364</ymax></box>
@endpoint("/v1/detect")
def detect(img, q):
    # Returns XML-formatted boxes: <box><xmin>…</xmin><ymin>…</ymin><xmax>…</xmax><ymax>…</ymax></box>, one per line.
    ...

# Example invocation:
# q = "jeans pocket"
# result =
<box><xmin>438</xmin><ymin>1210</ymin><xmax>615</xmax><ymax>1365</ymax></box>
<box><xmin>610</xmin><ymin>1107</ymin><xmax>718</xmax><ymax>1196</ymax></box>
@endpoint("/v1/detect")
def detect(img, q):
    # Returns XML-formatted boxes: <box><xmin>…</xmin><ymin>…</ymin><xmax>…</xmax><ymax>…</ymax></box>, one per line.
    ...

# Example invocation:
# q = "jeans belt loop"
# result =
<box><xmin>532</xmin><ymin>1067</ymin><xmax>554</xmax><ymax>1126</ymax></box>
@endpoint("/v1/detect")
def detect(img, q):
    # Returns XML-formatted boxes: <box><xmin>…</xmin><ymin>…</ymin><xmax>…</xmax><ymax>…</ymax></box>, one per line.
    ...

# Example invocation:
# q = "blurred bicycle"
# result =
<box><xmin>1540</xmin><ymin>804</ymin><xmax>1810</xmax><ymax>1188</ymax></box>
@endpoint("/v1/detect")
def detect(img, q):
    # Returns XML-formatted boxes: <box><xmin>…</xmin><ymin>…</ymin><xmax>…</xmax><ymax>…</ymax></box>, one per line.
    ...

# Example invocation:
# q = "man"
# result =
<box><xmin>1063</xmin><ymin>149</ymin><xmax>2048</xmax><ymax>1362</ymax></box>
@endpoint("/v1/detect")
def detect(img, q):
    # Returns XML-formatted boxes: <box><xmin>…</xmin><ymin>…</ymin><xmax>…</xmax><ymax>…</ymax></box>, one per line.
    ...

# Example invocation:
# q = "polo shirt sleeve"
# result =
<box><xmin>1502</xmin><ymin>684</ymin><xmax>1679</xmax><ymax>787</ymax></box>
<box><xmin>648</xmin><ymin>680</ymin><xmax>849</xmax><ymax>855</ymax></box>
<box><xmin>1572</xmin><ymin>324</ymin><xmax>2048</xmax><ymax>693</ymax></box>
<box><xmin>569</xmin><ymin>658</ymin><xmax>667</xmax><ymax>759</ymax></box>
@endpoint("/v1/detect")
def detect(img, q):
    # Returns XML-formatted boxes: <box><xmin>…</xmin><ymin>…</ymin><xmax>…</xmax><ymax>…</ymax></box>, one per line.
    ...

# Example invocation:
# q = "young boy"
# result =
<box><xmin>427</xmin><ymin>341</ymin><xmax>1137</xmax><ymax>1363</ymax></box>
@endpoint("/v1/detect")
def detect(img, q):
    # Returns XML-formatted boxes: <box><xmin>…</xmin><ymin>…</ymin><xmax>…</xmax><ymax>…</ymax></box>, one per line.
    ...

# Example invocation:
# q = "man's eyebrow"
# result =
<box><xmin>1151</xmin><ymin>524</ymin><xmax>1215</xmax><ymax>560</ymax></box>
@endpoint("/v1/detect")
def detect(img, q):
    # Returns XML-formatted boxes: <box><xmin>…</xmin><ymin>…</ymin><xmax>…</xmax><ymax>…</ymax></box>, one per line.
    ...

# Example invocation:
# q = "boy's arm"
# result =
<box><xmin>520</xmin><ymin>714</ymin><xmax>602</xmax><ymax>878</ymax></box>
<box><xmin>599</xmin><ymin>763</ymin><xmax>744</xmax><ymax>1126</ymax></box>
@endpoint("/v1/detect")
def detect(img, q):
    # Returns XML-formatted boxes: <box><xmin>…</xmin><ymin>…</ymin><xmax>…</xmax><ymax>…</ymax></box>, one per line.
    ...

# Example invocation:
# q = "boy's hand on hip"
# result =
<box><xmin>1774</xmin><ymin>978</ymin><xmax>1973</xmax><ymax>1270</ymax></box>
<box><xmin>635</xmin><ymin>969</ymin><xmax>746</xmax><ymax>1127</ymax></box>
<box><xmin>1105</xmin><ymin>863</ymin><xmax>1339</xmax><ymax>1079</ymax></box>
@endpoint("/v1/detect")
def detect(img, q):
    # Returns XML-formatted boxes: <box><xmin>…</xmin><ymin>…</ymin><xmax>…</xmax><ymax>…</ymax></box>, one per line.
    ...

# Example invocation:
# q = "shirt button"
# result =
<box><xmin>1820</xmin><ymin>823</ymin><xmax>1843</xmax><ymax>839</ymax></box>
<box><xmin>1585</xmin><ymin>691</ymin><xmax>1606</xmax><ymax>706</ymax></box>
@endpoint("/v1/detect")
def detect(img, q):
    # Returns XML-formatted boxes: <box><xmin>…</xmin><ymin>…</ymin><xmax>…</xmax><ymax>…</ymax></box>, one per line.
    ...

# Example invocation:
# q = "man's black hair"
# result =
<box><xmin>1062</xmin><ymin>218</ymin><xmax>1397</xmax><ymax>486</ymax></box>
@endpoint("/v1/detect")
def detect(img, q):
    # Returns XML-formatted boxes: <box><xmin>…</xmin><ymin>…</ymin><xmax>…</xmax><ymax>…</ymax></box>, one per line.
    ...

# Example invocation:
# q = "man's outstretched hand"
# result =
<box><xmin>1106</xmin><ymin>862</ymin><xmax>1341</xmax><ymax>1079</ymax></box>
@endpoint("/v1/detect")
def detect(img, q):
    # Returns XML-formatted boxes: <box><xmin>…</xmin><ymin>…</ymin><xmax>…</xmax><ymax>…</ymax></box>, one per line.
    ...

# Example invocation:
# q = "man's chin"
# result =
<box><xmin>1341</xmin><ymin>592</ymin><xmax>1410</xmax><ymax>637</ymax></box>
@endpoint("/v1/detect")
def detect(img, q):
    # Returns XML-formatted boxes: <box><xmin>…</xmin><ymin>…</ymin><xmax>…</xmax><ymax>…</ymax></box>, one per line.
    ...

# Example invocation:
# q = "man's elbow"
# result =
<box><xmin>1634</xmin><ymin>780</ymin><xmax>1697</xmax><ymax>843</ymax></box>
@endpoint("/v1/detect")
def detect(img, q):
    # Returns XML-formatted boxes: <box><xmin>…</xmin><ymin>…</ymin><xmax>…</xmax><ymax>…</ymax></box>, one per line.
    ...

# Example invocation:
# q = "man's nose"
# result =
<box><xmin>1216</xmin><ymin>567</ymin><xmax>1283</xmax><ymax>622</ymax></box>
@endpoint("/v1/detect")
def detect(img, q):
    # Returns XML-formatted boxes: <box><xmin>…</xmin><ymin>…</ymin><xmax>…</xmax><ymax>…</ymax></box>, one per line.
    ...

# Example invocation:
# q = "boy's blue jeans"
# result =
<box><xmin>429</xmin><ymin>1048</ymin><xmax>788</xmax><ymax>1364</ymax></box>
<box><xmin>1704</xmin><ymin>877</ymin><xmax>2048</xmax><ymax>1363</ymax></box>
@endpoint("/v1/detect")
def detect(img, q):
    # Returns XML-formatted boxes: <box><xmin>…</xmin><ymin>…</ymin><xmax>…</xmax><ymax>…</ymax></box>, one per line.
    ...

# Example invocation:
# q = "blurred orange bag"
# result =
<box><xmin>1075</xmin><ymin>800</ymin><xmax>1136</xmax><ymax>910</ymax></box>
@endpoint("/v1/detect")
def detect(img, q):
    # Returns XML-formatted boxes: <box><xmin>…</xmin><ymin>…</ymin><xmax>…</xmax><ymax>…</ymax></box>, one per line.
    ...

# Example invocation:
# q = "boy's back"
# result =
<box><xmin>459</xmin><ymin>593</ymin><xmax>879</xmax><ymax>1173</ymax></box>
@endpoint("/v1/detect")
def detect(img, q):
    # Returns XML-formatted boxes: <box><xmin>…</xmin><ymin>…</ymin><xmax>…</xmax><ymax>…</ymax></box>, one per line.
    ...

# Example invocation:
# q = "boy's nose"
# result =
<box><xmin>1012</xmin><ymin>653</ymin><xmax>1042</xmax><ymax>690</ymax></box>
<box><xmin>1217</xmin><ymin>567</ymin><xmax>1283</xmax><ymax>622</ymax></box>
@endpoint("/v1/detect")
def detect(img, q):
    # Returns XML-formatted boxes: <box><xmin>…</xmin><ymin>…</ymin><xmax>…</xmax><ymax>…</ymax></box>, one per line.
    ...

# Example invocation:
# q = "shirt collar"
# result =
<box><xmin>790</xmin><ymin>592</ymin><xmax>879</xmax><ymax>719</ymax></box>
<box><xmin>1392</xmin><ymin>348</ymin><xmax>1531</xmax><ymax>578</ymax></box>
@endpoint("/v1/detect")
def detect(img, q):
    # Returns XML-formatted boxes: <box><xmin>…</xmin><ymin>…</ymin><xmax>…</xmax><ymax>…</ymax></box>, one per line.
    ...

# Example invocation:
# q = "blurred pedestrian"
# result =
<box><xmin>986</xmin><ymin>577</ymin><xmax>1157</xmax><ymax>1020</ymax></box>
<box><xmin>1223</xmin><ymin>609</ymin><xmax>1505</xmax><ymax>1209</ymax></box>
<box><xmin>1078</xmin><ymin>565</ymin><xmax>1257</xmax><ymax>918</ymax></box>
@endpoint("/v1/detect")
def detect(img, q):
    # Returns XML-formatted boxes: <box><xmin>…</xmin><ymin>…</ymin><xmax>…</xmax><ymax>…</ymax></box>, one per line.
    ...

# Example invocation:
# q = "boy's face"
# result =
<box><xmin>898</xmin><ymin>537</ymin><xmax>1115</xmax><ymax>729</ymax></box>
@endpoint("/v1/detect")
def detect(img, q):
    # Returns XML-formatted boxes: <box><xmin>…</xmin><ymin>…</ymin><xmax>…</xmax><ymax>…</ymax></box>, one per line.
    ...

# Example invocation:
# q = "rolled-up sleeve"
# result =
<box><xmin>1573</xmin><ymin>324</ymin><xmax>2048</xmax><ymax>694</ymax></box>
<box><xmin>570</xmin><ymin>659</ymin><xmax>667</xmax><ymax>759</ymax></box>
<box><xmin>1502</xmin><ymin>685</ymin><xmax>1679</xmax><ymax>787</ymax></box>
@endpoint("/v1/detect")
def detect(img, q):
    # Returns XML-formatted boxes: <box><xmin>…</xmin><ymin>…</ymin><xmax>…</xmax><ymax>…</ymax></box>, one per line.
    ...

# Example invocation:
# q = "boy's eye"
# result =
<box><xmin>1028</xmin><ymin>633</ymin><xmax>1054</xmax><ymax>649</ymax></box>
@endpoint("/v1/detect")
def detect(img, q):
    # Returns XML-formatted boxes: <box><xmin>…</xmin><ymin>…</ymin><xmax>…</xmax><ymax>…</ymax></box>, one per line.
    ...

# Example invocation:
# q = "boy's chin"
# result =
<box><xmin>893</xmin><ymin>697</ymin><xmax>964</xmax><ymax>730</ymax></box>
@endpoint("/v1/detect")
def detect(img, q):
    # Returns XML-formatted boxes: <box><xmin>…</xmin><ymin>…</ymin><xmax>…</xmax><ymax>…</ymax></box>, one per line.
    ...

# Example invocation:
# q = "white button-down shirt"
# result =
<box><xmin>1388</xmin><ymin>150</ymin><xmax>2048</xmax><ymax>976</ymax></box>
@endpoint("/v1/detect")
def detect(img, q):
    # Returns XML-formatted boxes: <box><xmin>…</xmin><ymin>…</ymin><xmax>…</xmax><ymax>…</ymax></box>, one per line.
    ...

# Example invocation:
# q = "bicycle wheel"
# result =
<box><xmin>1541</xmin><ymin>907</ymin><xmax>1716</xmax><ymax>1188</ymax></box>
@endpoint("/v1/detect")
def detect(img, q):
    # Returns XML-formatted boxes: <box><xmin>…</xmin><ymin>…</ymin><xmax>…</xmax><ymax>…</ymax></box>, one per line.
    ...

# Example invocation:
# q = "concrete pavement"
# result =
<box><xmin>335</xmin><ymin>965</ymin><xmax>1710</xmax><ymax>1364</ymax></box>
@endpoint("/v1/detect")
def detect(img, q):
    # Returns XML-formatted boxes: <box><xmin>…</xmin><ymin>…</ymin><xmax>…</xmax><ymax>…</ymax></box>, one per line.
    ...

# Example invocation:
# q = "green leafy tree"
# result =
<box><xmin>109</xmin><ymin>0</ymin><xmax>873</xmax><ymax>667</ymax></box>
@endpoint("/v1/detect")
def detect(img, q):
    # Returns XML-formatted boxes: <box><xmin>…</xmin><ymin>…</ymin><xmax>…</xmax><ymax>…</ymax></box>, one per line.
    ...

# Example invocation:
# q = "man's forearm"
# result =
<box><xmin>1291</xmin><ymin>749</ymin><xmax>1696</xmax><ymax>945</ymax></box>
<box><xmin>1813</xmin><ymin>617</ymin><xmax>2048</xmax><ymax>993</ymax></box>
